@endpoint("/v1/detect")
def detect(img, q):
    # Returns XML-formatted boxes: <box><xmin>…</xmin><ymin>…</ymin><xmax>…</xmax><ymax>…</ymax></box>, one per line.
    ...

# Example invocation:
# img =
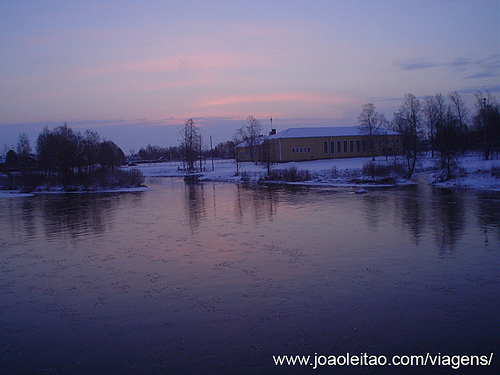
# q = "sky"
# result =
<box><xmin>1</xmin><ymin>0</ymin><xmax>499</xmax><ymax>153</ymax></box>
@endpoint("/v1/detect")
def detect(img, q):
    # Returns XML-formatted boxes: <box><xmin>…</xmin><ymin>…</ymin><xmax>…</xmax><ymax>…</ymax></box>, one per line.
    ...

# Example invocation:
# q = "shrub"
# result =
<box><xmin>265</xmin><ymin>166</ymin><xmax>312</xmax><ymax>182</ymax></box>
<box><xmin>362</xmin><ymin>161</ymin><xmax>406</xmax><ymax>179</ymax></box>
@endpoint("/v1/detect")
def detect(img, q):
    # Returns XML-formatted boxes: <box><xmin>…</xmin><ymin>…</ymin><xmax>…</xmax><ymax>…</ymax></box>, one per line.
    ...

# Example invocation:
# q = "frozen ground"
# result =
<box><xmin>1</xmin><ymin>154</ymin><xmax>498</xmax><ymax>198</ymax></box>
<box><xmin>129</xmin><ymin>153</ymin><xmax>500</xmax><ymax>192</ymax></box>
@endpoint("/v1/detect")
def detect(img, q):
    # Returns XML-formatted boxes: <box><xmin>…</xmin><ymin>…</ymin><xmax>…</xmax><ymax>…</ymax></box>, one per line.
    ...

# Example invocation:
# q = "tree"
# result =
<box><xmin>79</xmin><ymin>129</ymin><xmax>101</xmax><ymax>172</ymax></box>
<box><xmin>5</xmin><ymin>150</ymin><xmax>19</xmax><ymax>170</ymax></box>
<box><xmin>180</xmin><ymin>118</ymin><xmax>202</xmax><ymax>173</ymax></box>
<box><xmin>391</xmin><ymin>94</ymin><xmax>423</xmax><ymax>179</ymax></box>
<box><xmin>473</xmin><ymin>91</ymin><xmax>500</xmax><ymax>160</ymax></box>
<box><xmin>448</xmin><ymin>91</ymin><xmax>469</xmax><ymax>153</ymax></box>
<box><xmin>236</xmin><ymin>115</ymin><xmax>263</xmax><ymax>163</ymax></box>
<box><xmin>16</xmin><ymin>132</ymin><xmax>32</xmax><ymax>171</ymax></box>
<box><xmin>358</xmin><ymin>103</ymin><xmax>387</xmax><ymax>161</ymax></box>
<box><xmin>423</xmin><ymin>94</ymin><xmax>445</xmax><ymax>158</ymax></box>
<box><xmin>436</xmin><ymin>106</ymin><xmax>461</xmax><ymax>180</ymax></box>
<box><xmin>99</xmin><ymin>140</ymin><xmax>126</xmax><ymax>168</ymax></box>
<box><xmin>36</xmin><ymin>123</ymin><xmax>78</xmax><ymax>185</ymax></box>
<box><xmin>213</xmin><ymin>140</ymin><xmax>236</xmax><ymax>159</ymax></box>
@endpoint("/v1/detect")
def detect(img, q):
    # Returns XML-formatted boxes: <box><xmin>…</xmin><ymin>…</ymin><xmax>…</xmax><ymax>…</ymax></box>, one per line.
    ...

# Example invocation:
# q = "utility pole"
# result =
<box><xmin>210</xmin><ymin>135</ymin><xmax>214</xmax><ymax>171</ymax></box>
<box><xmin>483</xmin><ymin>97</ymin><xmax>487</xmax><ymax>160</ymax></box>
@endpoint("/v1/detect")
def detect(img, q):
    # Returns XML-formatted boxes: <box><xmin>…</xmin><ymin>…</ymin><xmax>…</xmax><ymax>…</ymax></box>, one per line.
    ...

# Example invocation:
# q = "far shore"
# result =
<box><xmin>132</xmin><ymin>153</ymin><xmax>500</xmax><ymax>192</ymax></box>
<box><xmin>2</xmin><ymin>153</ymin><xmax>499</xmax><ymax>197</ymax></box>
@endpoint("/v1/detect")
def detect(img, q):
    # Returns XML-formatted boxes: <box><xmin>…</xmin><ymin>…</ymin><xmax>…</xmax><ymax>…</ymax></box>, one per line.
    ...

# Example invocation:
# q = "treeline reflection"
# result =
<box><xmin>1</xmin><ymin>182</ymin><xmax>498</xmax><ymax>253</ymax></box>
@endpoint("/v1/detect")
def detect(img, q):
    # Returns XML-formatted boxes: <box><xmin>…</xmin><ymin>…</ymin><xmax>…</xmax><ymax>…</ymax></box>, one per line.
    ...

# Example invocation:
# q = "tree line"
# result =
<box><xmin>359</xmin><ymin>91</ymin><xmax>500</xmax><ymax>179</ymax></box>
<box><xmin>1</xmin><ymin>123</ymin><xmax>144</xmax><ymax>190</ymax></box>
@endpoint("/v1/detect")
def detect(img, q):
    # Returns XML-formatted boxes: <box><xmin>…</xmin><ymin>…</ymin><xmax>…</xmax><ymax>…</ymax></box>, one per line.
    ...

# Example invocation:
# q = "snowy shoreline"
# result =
<box><xmin>2</xmin><ymin>154</ymin><xmax>499</xmax><ymax>197</ymax></box>
<box><xmin>0</xmin><ymin>186</ymin><xmax>151</xmax><ymax>198</ymax></box>
<box><xmin>131</xmin><ymin>154</ymin><xmax>500</xmax><ymax>192</ymax></box>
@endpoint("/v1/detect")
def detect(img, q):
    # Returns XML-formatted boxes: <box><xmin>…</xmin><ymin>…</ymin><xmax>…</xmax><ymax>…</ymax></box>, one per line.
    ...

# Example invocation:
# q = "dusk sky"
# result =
<box><xmin>1</xmin><ymin>0</ymin><xmax>499</xmax><ymax>153</ymax></box>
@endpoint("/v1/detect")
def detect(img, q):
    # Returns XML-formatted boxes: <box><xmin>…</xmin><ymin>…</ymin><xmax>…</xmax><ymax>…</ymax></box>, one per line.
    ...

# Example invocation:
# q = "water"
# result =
<box><xmin>0</xmin><ymin>178</ymin><xmax>499</xmax><ymax>374</ymax></box>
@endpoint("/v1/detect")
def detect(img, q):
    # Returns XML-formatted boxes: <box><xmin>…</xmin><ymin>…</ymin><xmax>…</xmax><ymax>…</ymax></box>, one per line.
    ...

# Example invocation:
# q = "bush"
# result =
<box><xmin>265</xmin><ymin>166</ymin><xmax>312</xmax><ymax>182</ymax></box>
<box><xmin>362</xmin><ymin>161</ymin><xmax>406</xmax><ymax>179</ymax></box>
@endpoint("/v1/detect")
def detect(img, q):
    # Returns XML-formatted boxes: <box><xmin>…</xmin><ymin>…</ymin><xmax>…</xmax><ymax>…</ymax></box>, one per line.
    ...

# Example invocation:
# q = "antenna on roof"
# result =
<box><xmin>269</xmin><ymin>116</ymin><xmax>276</xmax><ymax>136</ymax></box>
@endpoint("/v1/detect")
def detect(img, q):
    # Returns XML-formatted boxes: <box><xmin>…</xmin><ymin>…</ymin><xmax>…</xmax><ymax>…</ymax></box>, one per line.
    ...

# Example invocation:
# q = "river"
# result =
<box><xmin>1</xmin><ymin>178</ymin><xmax>499</xmax><ymax>373</ymax></box>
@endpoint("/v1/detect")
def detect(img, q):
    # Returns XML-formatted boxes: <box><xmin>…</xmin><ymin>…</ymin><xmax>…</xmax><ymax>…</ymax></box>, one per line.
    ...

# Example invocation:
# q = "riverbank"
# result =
<box><xmin>0</xmin><ymin>186</ymin><xmax>151</xmax><ymax>198</ymax></box>
<box><xmin>130</xmin><ymin>153</ymin><xmax>500</xmax><ymax>192</ymax></box>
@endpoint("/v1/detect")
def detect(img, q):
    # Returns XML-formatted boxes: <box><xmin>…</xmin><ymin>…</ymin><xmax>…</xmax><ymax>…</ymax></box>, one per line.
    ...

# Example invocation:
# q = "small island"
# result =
<box><xmin>0</xmin><ymin>123</ymin><xmax>145</xmax><ymax>193</ymax></box>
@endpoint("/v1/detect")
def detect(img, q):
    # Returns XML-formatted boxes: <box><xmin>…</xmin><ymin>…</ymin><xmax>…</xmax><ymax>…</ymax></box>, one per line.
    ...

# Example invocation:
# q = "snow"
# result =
<box><xmin>127</xmin><ymin>153</ymin><xmax>500</xmax><ymax>191</ymax></box>
<box><xmin>2</xmin><ymin>154</ymin><xmax>498</xmax><ymax>198</ymax></box>
<box><xmin>0</xmin><ymin>186</ymin><xmax>151</xmax><ymax>198</ymax></box>
<box><xmin>269</xmin><ymin>126</ymin><xmax>400</xmax><ymax>139</ymax></box>
<box><xmin>0</xmin><ymin>190</ymin><xmax>35</xmax><ymax>198</ymax></box>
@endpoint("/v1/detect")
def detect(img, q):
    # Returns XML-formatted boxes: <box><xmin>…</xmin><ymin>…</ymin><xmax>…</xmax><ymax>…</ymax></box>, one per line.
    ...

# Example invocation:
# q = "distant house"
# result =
<box><xmin>236</xmin><ymin>126</ymin><xmax>403</xmax><ymax>163</ymax></box>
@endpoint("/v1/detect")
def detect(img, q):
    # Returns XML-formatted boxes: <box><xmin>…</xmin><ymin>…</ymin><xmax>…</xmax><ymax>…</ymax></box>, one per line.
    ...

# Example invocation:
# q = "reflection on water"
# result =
<box><xmin>0</xmin><ymin>180</ymin><xmax>499</xmax><ymax>374</ymax></box>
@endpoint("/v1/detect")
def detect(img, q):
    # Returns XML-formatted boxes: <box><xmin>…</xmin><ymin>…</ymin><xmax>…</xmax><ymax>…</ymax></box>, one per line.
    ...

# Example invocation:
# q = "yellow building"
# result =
<box><xmin>236</xmin><ymin>126</ymin><xmax>403</xmax><ymax>162</ymax></box>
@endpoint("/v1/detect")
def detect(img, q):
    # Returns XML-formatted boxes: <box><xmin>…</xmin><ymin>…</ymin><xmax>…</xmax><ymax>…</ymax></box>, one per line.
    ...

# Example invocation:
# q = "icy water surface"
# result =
<box><xmin>1</xmin><ymin>178</ymin><xmax>499</xmax><ymax>374</ymax></box>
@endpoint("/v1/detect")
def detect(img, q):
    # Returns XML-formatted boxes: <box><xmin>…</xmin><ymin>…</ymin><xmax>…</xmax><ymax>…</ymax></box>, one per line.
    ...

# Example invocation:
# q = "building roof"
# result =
<box><xmin>269</xmin><ymin>126</ymin><xmax>400</xmax><ymax>139</ymax></box>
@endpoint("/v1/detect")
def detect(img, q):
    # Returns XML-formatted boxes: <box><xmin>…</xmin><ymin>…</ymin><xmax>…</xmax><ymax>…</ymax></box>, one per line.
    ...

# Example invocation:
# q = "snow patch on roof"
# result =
<box><xmin>269</xmin><ymin>126</ymin><xmax>400</xmax><ymax>139</ymax></box>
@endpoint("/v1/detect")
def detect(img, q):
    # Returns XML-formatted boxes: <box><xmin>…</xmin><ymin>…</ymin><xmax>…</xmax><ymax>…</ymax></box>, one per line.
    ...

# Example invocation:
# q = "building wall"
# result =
<box><xmin>237</xmin><ymin>134</ymin><xmax>403</xmax><ymax>162</ymax></box>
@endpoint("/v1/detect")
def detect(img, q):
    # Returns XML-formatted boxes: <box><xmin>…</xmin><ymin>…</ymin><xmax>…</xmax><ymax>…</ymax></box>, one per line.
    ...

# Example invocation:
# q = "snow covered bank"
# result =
<box><xmin>128</xmin><ymin>154</ymin><xmax>500</xmax><ymax>192</ymax></box>
<box><xmin>0</xmin><ymin>186</ymin><xmax>151</xmax><ymax>198</ymax></box>
<box><xmin>0</xmin><ymin>190</ymin><xmax>36</xmax><ymax>198</ymax></box>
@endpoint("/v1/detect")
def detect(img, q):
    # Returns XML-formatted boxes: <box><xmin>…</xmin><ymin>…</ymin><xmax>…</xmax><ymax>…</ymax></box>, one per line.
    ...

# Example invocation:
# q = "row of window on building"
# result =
<box><xmin>291</xmin><ymin>147</ymin><xmax>311</xmax><ymax>153</ymax></box>
<box><xmin>322</xmin><ymin>140</ymin><xmax>365</xmax><ymax>154</ymax></box>
<box><xmin>292</xmin><ymin>139</ymin><xmax>400</xmax><ymax>155</ymax></box>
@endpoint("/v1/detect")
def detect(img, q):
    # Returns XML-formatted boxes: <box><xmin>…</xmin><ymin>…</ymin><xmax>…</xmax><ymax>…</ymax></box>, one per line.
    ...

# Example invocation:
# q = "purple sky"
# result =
<box><xmin>1</xmin><ymin>0</ymin><xmax>499</xmax><ymax>153</ymax></box>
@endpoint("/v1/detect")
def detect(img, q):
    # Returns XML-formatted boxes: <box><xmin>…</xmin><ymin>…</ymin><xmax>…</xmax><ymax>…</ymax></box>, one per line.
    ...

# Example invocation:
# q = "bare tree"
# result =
<box><xmin>358</xmin><ymin>103</ymin><xmax>387</xmax><ymax>161</ymax></box>
<box><xmin>473</xmin><ymin>91</ymin><xmax>500</xmax><ymax>160</ymax></box>
<box><xmin>449</xmin><ymin>91</ymin><xmax>468</xmax><ymax>152</ymax></box>
<box><xmin>423</xmin><ymin>93</ymin><xmax>446</xmax><ymax>158</ymax></box>
<box><xmin>16</xmin><ymin>132</ymin><xmax>32</xmax><ymax>171</ymax></box>
<box><xmin>391</xmin><ymin>94</ymin><xmax>423</xmax><ymax>179</ymax></box>
<box><xmin>237</xmin><ymin>115</ymin><xmax>263</xmax><ymax>163</ymax></box>
<box><xmin>180</xmin><ymin>118</ymin><xmax>202</xmax><ymax>173</ymax></box>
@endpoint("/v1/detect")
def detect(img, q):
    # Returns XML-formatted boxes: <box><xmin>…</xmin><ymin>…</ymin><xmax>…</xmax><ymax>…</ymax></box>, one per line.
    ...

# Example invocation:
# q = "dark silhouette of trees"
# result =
<box><xmin>35</xmin><ymin>123</ymin><xmax>127</xmax><ymax>187</ymax></box>
<box><xmin>236</xmin><ymin>115</ymin><xmax>263</xmax><ymax>163</ymax></box>
<box><xmin>180</xmin><ymin>118</ymin><xmax>202</xmax><ymax>173</ymax></box>
<box><xmin>37</xmin><ymin>123</ymin><xmax>79</xmax><ymax>185</ymax></box>
<box><xmin>449</xmin><ymin>91</ymin><xmax>469</xmax><ymax>153</ymax></box>
<box><xmin>99</xmin><ymin>140</ymin><xmax>126</xmax><ymax>168</ymax></box>
<box><xmin>358</xmin><ymin>103</ymin><xmax>387</xmax><ymax>161</ymax></box>
<box><xmin>423</xmin><ymin>94</ymin><xmax>446</xmax><ymax>158</ymax></box>
<box><xmin>213</xmin><ymin>140</ymin><xmax>236</xmax><ymax>159</ymax></box>
<box><xmin>473</xmin><ymin>91</ymin><xmax>500</xmax><ymax>160</ymax></box>
<box><xmin>16</xmin><ymin>133</ymin><xmax>32</xmax><ymax>171</ymax></box>
<box><xmin>391</xmin><ymin>94</ymin><xmax>423</xmax><ymax>179</ymax></box>
<box><xmin>5</xmin><ymin>150</ymin><xmax>19</xmax><ymax>170</ymax></box>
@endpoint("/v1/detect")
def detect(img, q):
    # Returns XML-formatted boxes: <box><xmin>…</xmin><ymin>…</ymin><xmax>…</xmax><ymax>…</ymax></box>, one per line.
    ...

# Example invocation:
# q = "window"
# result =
<box><xmin>356</xmin><ymin>140</ymin><xmax>361</xmax><ymax>153</ymax></box>
<box><xmin>324</xmin><ymin>141</ymin><xmax>328</xmax><ymax>154</ymax></box>
<box><xmin>343</xmin><ymin>140</ymin><xmax>348</xmax><ymax>153</ymax></box>
<box><xmin>337</xmin><ymin>141</ymin><xmax>341</xmax><ymax>153</ymax></box>
<box><xmin>307</xmin><ymin>147</ymin><xmax>311</xmax><ymax>152</ymax></box>
<box><xmin>330</xmin><ymin>141</ymin><xmax>335</xmax><ymax>154</ymax></box>
<box><xmin>362</xmin><ymin>140</ymin><xmax>367</xmax><ymax>153</ymax></box>
<box><xmin>350</xmin><ymin>140</ymin><xmax>354</xmax><ymax>153</ymax></box>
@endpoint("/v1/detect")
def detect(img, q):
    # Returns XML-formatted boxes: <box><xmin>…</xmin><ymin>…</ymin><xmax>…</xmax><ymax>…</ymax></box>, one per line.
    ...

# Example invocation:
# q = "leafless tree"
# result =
<box><xmin>180</xmin><ymin>118</ymin><xmax>202</xmax><ymax>173</ymax></box>
<box><xmin>16</xmin><ymin>132</ymin><xmax>32</xmax><ymax>171</ymax></box>
<box><xmin>358</xmin><ymin>103</ymin><xmax>387</xmax><ymax>161</ymax></box>
<box><xmin>237</xmin><ymin>115</ymin><xmax>263</xmax><ymax>163</ymax></box>
<box><xmin>391</xmin><ymin>94</ymin><xmax>423</xmax><ymax>179</ymax></box>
